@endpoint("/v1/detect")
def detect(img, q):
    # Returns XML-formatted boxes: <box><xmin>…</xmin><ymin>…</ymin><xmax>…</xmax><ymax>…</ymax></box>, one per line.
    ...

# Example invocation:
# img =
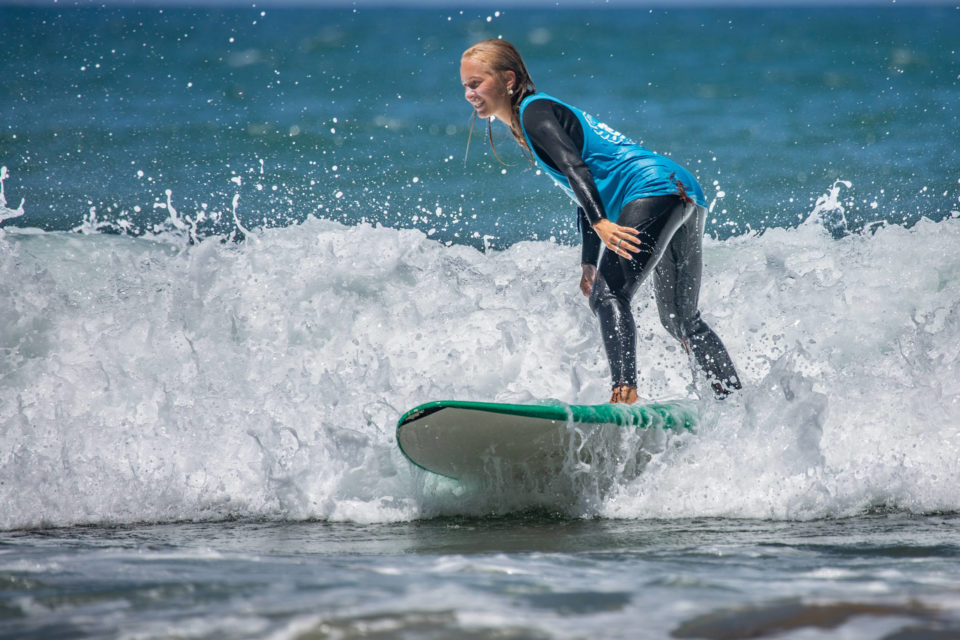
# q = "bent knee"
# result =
<box><xmin>590</xmin><ymin>291</ymin><xmax>620</xmax><ymax>316</ymax></box>
<box><xmin>659</xmin><ymin>310</ymin><xmax>704</xmax><ymax>341</ymax></box>
<box><xmin>589</xmin><ymin>285</ymin><xmax>629</xmax><ymax>316</ymax></box>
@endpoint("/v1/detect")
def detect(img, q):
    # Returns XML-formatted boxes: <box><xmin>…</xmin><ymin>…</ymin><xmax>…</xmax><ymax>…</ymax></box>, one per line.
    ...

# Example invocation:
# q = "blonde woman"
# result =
<box><xmin>460</xmin><ymin>39</ymin><xmax>740</xmax><ymax>403</ymax></box>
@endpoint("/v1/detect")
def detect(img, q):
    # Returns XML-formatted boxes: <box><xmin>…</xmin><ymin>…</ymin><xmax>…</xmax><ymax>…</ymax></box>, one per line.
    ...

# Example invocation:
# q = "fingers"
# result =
<box><xmin>608</xmin><ymin>228</ymin><xmax>640</xmax><ymax>260</ymax></box>
<box><xmin>580</xmin><ymin>264</ymin><xmax>597</xmax><ymax>297</ymax></box>
<box><xmin>580</xmin><ymin>274</ymin><xmax>595</xmax><ymax>297</ymax></box>
<box><xmin>592</xmin><ymin>219</ymin><xmax>641</xmax><ymax>260</ymax></box>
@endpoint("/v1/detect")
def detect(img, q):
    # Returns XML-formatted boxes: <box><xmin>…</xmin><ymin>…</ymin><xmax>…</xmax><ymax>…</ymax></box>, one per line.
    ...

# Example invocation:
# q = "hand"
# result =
<box><xmin>593</xmin><ymin>219</ymin><xmax>640</xmax><ymax>260</ymax></box>
<box><xmin>579</xmin><ymin>264</ymin><xmax>597</xmax><ymax>297</ymax></box>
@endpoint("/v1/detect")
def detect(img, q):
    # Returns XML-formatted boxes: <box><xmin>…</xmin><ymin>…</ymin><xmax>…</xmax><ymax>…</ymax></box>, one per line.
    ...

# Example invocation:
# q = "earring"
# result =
<box><xmin>508</xmin><ymin>88</ymin><xmax>514</xmax><ymax>95</ymax></box>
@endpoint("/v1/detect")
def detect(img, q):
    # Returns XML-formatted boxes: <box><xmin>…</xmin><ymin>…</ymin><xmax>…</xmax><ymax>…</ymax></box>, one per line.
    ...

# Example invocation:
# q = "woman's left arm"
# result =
<box><xmin>523</xmin><ymin>101</ymin><xmax>639</xmax><ymax>260</ymax></box>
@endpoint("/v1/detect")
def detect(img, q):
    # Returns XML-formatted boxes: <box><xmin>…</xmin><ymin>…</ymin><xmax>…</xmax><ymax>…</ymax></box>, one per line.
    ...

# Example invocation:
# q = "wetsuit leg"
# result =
<box><xmin>589</xmin><ymin>196</ymin><xmax>690</xmax><ymax>388</ymax></box>
<box><xmin>653</xmin><ymin>204</ymin><xmax>742</xmax><ymax>397</ymax></box>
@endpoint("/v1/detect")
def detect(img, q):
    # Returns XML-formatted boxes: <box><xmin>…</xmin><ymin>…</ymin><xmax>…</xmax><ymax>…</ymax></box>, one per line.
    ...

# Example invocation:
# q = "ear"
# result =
<box><xmin>503</xmin><ymin>70</ymin><xmax>517</xmax><ymax>92</ymax></box>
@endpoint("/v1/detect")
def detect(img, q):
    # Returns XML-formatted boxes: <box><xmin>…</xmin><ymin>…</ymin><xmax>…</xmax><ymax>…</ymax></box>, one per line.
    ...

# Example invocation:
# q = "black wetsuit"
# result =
<box><xmin>521</xmin><ymin>98</ymin><xmax>742</xmax><ymax>397</ymax></box>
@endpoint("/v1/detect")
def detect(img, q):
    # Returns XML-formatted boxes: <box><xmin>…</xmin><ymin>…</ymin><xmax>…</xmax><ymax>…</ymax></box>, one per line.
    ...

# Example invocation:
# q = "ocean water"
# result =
<box><xmin>2</xmin><ymin>4</ymin><xmax>960</xmax><ymax>639</ymax></box>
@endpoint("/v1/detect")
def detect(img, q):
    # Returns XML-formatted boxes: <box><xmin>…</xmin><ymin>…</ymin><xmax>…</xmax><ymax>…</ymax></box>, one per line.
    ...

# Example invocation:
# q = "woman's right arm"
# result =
<box><xmin>578</xmin><ymin>207</ymin><xmax>601</xmax><ymax>265</ymax></box>
<box><xmin>578</xmin><ymin>207</ymin><xmax>600</xmax><ymax>297</ymax></box>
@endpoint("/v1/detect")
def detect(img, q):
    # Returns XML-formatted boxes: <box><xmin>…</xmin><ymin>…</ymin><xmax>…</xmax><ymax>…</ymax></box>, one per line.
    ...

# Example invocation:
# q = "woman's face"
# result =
<box><xmin>460</xmin><ymin>56</ymin><xmax>513</xmax><ymax>122</ymax></box>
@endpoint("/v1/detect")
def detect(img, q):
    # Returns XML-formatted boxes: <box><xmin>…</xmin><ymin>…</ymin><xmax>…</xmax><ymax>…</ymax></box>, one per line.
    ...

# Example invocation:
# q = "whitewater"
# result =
<box><xmin>2</xmin><ymin>173</ymin><xmax>960</xmax><ymax>532</ymax></box>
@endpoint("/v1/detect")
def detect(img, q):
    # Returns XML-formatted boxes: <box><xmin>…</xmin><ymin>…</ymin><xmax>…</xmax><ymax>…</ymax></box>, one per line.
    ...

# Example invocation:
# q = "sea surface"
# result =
<box><xmin>2</xmin><ymin>4</ymin><xmax>960</xmax><ymax>639</ymax></box>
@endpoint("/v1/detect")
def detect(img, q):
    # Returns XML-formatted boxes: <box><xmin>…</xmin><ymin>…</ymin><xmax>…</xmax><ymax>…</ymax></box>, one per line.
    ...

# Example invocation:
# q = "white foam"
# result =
<box><xmin>0</xmin><ymin>166</ymin><xmax>25</xmax><ymax>225</ymax></box>
<box><xmin>2</xmin><ymin>191</ymin><xmax>959</xmax><ymax>528</ymax></box>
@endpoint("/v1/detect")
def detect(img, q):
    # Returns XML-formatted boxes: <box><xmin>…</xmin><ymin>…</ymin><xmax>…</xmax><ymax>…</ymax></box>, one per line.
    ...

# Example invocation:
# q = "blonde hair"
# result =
<box><xmin>461</xmin><ymin>39</ymin><xmax>537</xmax><ymax>164</ymax></box>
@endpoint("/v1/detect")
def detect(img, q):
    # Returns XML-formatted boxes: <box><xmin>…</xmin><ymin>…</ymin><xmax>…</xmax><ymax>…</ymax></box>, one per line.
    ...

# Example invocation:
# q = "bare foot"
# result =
<box><xmin>609</xmin><ymin>385</ymin><xmax>638</xmax><ymax>404</ymax></box>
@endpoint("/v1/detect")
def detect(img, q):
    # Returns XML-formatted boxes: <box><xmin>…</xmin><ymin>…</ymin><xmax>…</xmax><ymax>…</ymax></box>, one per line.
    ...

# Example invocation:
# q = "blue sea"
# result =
<box><xmin>2</xmin><ymin>3</ymin><xmax>960</xmax><ymax>639</ymax></box>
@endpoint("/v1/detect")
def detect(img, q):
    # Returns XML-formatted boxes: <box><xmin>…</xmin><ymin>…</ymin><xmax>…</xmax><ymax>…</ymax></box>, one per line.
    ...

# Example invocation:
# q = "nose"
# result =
<box><xmin>465</xmin><ymin>87</ymin><xmax>477</xmax><ymax>101</ymax></box>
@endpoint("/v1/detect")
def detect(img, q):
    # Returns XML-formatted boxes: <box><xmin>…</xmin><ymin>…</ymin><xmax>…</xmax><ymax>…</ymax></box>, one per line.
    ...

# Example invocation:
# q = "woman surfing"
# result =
<box><xmin>460</xmin><ymin>39</ymin><xmax>741</xmax><ymax>403</ymax></box>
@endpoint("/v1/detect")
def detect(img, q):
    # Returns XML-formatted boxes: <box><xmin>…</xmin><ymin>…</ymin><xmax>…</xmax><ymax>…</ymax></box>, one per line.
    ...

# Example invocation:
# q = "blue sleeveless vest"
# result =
<box><xmin>518</xmin><ymin>93</ymin><xmax>706</xmax><ymax>222</ymax></box>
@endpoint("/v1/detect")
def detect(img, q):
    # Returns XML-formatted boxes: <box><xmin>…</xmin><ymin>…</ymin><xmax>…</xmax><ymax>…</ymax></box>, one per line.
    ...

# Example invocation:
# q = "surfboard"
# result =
<box><xmin>396</xmin><ymin>399</ymin><xmax>697</xmax><ymax>482</ymax></box>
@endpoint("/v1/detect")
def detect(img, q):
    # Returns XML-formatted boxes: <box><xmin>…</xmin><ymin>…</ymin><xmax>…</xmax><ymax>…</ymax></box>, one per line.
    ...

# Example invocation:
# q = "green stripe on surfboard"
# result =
<box><xmin>397</xmin><ymin>399</ymin><xmax>697</xmax><ymax>431</ymax></box>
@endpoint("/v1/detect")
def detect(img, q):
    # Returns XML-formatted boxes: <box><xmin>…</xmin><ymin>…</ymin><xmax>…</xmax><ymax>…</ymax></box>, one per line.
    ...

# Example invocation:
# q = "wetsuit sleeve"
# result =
<box><xmin>578</xmin><ymin>207</ymin><xmax>601</xmax><ymax>266</ymax></box>
<box><xmin>521</xmin><ymin>99</ymin><xmax>609</xmax><ymax>227</ymax></box>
